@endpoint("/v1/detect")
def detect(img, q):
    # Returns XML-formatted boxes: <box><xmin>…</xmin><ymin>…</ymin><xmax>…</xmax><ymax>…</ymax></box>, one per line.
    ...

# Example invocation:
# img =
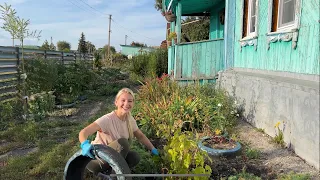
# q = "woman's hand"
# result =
<box><xmin>80</xmin><ymin>140</ymin><xmax>95</xmax><ymax>158</ymax></box>
<box><xmin>151</xmin><ymin>148</ymin><xmax>159</xmax><ymax>156</ymax></box>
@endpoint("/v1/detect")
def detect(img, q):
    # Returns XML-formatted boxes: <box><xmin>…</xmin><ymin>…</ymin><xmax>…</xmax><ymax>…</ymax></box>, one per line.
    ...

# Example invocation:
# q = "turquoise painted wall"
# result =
<box><xmin>210</xmin><ymin>3</ymin><xmax>225</xmax><ymax>40</ymax></box>
<box><xmin>120</xmin><ymin>45</ymin><xmax>154</xmax><ymax>56</ymax></box>
<box><xmin>233</xmin><ymin>0</ymin><xmax>320</xmax><ymax>75</ymax></box>
<box><xmin>174</xmin><ymin>39</ymin><xmax>224</xmax><ymax>79</ymax></box>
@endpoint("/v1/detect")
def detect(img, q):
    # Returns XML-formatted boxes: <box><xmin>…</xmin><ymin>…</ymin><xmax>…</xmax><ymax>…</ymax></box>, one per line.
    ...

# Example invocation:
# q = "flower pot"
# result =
<box><xmin>198</xmin><ymin>136</ymin><xmax>242</xmax><ymax>156</ymax></box>
<box><xmin>165</xmin><ymin>14</ymin><xmax>176</xmax><ymax>22</ymax></box>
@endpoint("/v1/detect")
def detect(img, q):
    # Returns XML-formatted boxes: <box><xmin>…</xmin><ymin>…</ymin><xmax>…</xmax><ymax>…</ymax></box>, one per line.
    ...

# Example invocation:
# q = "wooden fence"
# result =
<box><xmin>0</xmin><ymin>46</ymin><xmax>93</xmax><ymax>102</ymax></box>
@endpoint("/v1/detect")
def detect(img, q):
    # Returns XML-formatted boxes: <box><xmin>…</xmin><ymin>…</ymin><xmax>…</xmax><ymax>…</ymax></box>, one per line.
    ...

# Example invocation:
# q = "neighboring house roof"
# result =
<box><xmin>119</xmin><ymin>45</ymin><xmax>155</xmax><ymax>56</ymax></box>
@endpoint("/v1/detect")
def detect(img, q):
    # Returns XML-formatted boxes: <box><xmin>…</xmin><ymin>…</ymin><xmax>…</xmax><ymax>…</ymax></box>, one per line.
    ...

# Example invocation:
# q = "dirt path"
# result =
<box><xmin>235</xmin><ymin>120</ymin><xmax>319</xmax><ymax>179</ymax></box>
<box><xmin>0</xmin><ymin>98</ymin><xmax>111</xmax><ymax>166</ymax></box>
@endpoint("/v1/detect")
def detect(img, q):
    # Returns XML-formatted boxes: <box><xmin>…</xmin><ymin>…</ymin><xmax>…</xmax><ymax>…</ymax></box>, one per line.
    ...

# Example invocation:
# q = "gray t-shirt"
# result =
<box><xmin>92</xmin><ymin>111</ymin><xmax>139</xmax><ymax>145</ymax></box>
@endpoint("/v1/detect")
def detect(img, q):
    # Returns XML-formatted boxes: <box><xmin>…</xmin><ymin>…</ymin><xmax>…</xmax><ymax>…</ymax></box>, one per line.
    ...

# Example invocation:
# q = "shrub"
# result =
<box><xmin>129</xmin><ymin>49</ymin><xmax>168</xmax><ymax>80</ymax></box>
<box><xmin>28</xmin><ymin>91</ymin><xmax>55</xmax><ymax>121</ymax></box>
<box><xmin>25</xmin><ymin>58</ymin><xmax>60</xmax><ymax>94</ymax></box>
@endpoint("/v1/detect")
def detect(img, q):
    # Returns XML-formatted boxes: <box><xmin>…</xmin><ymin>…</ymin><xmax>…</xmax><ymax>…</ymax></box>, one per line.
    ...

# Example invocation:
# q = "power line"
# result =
<box><xmin>78</xmin><ymin>0</ymin><xmax>110</xmax><ymax>16</ymax></box>
<box><xmin>111</xmin><ymin>18</ymin><xmax>157</xmax><ymax>41</ymax></box>
<box><xmin>67</xmin><ymin>0</ymin><xmax>97</xmax><ymax>15</ymax></box>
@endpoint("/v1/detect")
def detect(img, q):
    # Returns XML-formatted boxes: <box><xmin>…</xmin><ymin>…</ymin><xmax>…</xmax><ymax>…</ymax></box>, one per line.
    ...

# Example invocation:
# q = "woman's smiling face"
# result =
<box><xmin>115</xmin><ymin>92</ymin><xmax>134</xmax><ymax>114</ymax></box>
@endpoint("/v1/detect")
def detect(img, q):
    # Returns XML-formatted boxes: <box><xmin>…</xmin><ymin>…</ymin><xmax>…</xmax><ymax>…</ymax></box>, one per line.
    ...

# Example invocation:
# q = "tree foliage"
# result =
<box><xmin>49</xmin><ymin>42</ymin><xmax>56</xmax><ymax>51</ymax></box>
<box><xmin>77</xmin><ymin>32</ymin><xmax>88</xmax><ymax>54</ymax></box>
<box><xmin>40</xmin><ymin>40</ymin><xmax>50</xmax><ymax>50</ymax></box>
<box><xmin>154</xmin><ymin>0</ymin><xmax>162</xmax><ymax>11</ymax></box>
<box><xmin>57</xmin><ymin>41</ymin><xmax>71</xmax><ymax>52</ymax></box>
<box><xmin>181</xmin><ymin>16</ymin><xmax>210</xmax><ymax>42</ymax></box>
<box><xmin>86</xmin><ymin>41</ymin><xmax>96</xmax><ymax>54</ymax></box>
<box><xmin>131</xmin><ymin>41</ymin><xmax>146</xmax><ymax>47</ymax></box>
<box><xmin>153</xmin><ymin>0</ymin><xmax>209</xmax><ymax>42</ymax></box>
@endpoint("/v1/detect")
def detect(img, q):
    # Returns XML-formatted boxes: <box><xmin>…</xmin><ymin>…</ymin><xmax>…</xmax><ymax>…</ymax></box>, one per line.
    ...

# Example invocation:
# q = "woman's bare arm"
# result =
<box><xmin>79</xmin><ymin>122</ymin><xmax>101</xmax><ymax>143</ymax></box>
<box><xmin>133</xmin><ymin>129</ymin><xmax>155</xmax><ymax>150</ymax></box>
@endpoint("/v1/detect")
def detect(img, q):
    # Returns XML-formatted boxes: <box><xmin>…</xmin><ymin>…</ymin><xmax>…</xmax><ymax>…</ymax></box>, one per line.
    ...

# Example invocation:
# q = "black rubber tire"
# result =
<box><xmin>64</xmin><ymin>144</ymin><xmax>131</xmax><ymax>180</ymax></box>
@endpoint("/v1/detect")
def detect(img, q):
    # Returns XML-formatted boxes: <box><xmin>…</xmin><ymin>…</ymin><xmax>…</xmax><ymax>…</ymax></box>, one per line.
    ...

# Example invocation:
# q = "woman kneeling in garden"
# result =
<box><xmin>79</xmin><ymin>88</ymin><xmax>159</xmax><ymax>174</ymax></box>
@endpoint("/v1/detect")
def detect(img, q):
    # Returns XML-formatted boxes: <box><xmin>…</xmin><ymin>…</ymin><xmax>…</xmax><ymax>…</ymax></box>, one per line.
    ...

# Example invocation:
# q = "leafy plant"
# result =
<box><xmin>28</xmin><ymin>91</ymin><xmax>55</xmax><ymax>121</ymax></box>
<box><xmin>162</xmin><ymin>132</ymin><xmax>212</xmax><ymax>179</ymax></box>
<box><xmin>167</xmin><ymin>32</ymin><xmax>177</xmax><ymax>40</ymax></box>
<box><xmin>245</xmin><ymin>147</ymin><xmax>261</xmax><ymax>159</ymax></box>
<box><xmin>273</xmin><ymin>121</ymin><xmax>285</xmax><ymax>147</ymax></box>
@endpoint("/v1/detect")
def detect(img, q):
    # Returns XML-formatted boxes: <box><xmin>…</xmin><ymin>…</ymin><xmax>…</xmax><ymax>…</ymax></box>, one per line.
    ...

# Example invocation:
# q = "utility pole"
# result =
<box><xmin>108</xmin><ymin>14</ymin><xmax>112</xmax><ymax>64</ymax></box>
<box><xmin>125</xmin><ymin>35</ymin><xmax>128</xmax><ymax>45</ymax></box>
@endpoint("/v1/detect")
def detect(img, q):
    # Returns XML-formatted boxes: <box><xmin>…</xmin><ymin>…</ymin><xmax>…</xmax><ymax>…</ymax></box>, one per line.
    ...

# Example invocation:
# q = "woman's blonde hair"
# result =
<box><xmin>115</xmin><ymin>88</ymin><xmax>135</xmax><ymax>144</ymax></box>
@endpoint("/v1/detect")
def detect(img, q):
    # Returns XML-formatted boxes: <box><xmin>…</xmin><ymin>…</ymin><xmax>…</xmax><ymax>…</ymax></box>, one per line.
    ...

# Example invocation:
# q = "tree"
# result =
<box><xmin>154</xmin><ymin>0</ymin><xmax>162</xmax><ymax>11</ymax></box>
<box><xmin>86</xmin><ymin>41</ymin><xmax>96</xmax><ymax>54</ymax></box>
<box><xmin>40</xmin><ymin>40</ymin><xmax>50</xmax><ymax>50</ymax></box>
<box><xmin>110</xmin><ymin>46</ymin><xmax>116</xmax><ymax>54</ymax></box>
<box><xmin>49</xmin><ymin>42</ymin><xmax>56</xmax><ymax>51</ymax></box>
<box><xmin>57</xmin><ymin>41</ymin><xmax>71</xmax><ymax>51</ymax></box>
<box><xmin>78</xmin><ymin>32</ymin><xmax>88</xmax><ymax>55</ymax></box>
<box><xmin>0</xmin><ymin>2</ymin><xmax>41</xmax><ymax>117</ymax></box>
<box><xmin>131</xmin><ymin>41</ymin><xmax>146</xmax><ymax>47</ymax></box>
<box><xmin>181</xmin><ymin>16</ymin><xmax>210</xmax><ymax>42</ymax></box>
<box><xmin>0</xmin><ymin>3</ymin><xmax>17</xmax><ymax>46</ymax></box>
<box><xmin>0</xmin><ymin>3</ymin><xmax>41</xmax><ymax>71</ymax></box>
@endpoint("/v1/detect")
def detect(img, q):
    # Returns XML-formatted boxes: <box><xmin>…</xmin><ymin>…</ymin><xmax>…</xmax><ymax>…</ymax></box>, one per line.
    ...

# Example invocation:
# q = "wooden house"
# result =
<box><xmin>162</xmin><ymin>0</ymin><xmax>319</xmax><ymax>169</ymax></box>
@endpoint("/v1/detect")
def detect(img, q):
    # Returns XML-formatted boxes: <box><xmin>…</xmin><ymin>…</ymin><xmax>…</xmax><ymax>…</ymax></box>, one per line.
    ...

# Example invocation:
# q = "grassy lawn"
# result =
<box><xmin>0</xmin><ymin>98</ymin><xmax>113</xmax><ymax>180</ymax></box>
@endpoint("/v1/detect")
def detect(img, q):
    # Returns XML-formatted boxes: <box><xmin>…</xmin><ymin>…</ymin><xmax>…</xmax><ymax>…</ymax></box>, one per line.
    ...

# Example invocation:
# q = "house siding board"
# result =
<box><xmin>168</xmin><ymin>46</ymin><xmax>174</xmax><ymax>74</ymax></box>
<box><xmin>174</xmin><ymin>39</ymin><xmax>224</xmax><ymax>80</ymax></box>
<box><xmin>209</xmin><ymin>3</ymin><xmax>225</xmax><ymax>40</ymax></box>
<box><xmin>234</xmin><ymin>0</ymin><xmax>319</xmax><ymax>75</ymax></box>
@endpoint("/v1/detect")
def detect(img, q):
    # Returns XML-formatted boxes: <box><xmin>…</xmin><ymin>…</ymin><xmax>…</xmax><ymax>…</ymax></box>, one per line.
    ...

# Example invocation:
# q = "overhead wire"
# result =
<box><xmin>78</xmin><ymin>0</ymin><xmax>110</xmax><ymax>16</ymax></box>
<box><xmin>67</xmin><ymin>0</ymin><xmax>160</xmax><ymax>46</ymax></box>
<box><xmin>67</xmin><ymin>0</ymin><xmax>90</xmax><ymax>13</ymax></box>
<box><xmin>111</xmin><ymin>18</ymin><xmax>157</xmax><ymax>42</ymax></box>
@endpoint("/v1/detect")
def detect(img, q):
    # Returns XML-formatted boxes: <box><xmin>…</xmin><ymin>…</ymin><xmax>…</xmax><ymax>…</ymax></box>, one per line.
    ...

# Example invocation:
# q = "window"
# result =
<box><xmin>242</xmin><ymin>0</ymin><xmax>257</xmax><ymax>38</ymax></box>
<box><xmin>271</xmin><ymin>0</ymin><xmax>296</xmax><ymax>32</ymax></box>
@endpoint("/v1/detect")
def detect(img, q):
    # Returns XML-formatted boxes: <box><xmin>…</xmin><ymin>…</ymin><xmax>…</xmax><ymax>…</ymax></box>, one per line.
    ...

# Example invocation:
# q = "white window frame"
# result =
<box><xmin>247</xmin><ymin>0</ymin><xmax>257</xmax><ymax>37</ymax></box>
<box><xmin>240</xmin><ymin>0</ymin><xmax>259</xmax><ymax>40</ymax></box>
<box><xmin>277</xmin><ymin>0</ymin><xmax>296</xmax><ymax>30</ymax></box>
<box><xmin>267</xmin><ymin>0</ymin><xmax>301</xmax><ymax>34</ymax></box>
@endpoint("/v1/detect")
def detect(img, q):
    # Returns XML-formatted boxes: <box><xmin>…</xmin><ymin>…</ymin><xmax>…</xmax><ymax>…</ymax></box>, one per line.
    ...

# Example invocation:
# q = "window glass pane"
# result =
<box><xmin>249</xmin><ymin>0</ymin><xmax>256</xmax><ymax>33</ymax></box>
<box><xmin>281</xmin><ymin>0</ymin><xmax>295</xmax><ymax>25</ymax></box>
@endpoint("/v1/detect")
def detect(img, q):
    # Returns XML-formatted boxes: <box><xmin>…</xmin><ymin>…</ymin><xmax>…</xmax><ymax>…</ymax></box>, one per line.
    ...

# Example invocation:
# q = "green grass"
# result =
<box><xmin>245</xmin><ymin>147</ymin><xmax>261</xmax><ymax>160</ymax></box>
<box><xmin>0</xmin><ymin>99</ymin><xmax>111</xmax><ymax>180</ymax></box>
<box><xmin>278</xmin><ymin>172</ymin><xmax>311</xmax><ymax>180</ymax></box>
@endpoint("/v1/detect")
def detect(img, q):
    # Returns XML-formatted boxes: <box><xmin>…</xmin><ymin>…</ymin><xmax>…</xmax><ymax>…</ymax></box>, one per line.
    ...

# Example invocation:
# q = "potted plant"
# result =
<box><xmin>167</xmin><ymin>32</ymin><xmax>177</xmax><ymax>46</ymax></box>
<box><xmin>198</xmin><ymin>129</ymin><xmax>241</xmax><ymax>156</ymax></box>
<box><xmin>162</xmin><ymin>10</ymin><xmax>176</xmax><ymax>22</ymax></box>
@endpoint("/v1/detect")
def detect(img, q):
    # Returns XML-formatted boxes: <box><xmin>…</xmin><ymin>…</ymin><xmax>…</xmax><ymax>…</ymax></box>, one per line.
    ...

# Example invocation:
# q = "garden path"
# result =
<box><xmin>235</xmin><ymin>120</ymin><xmax>319</xmax><ymax>179</ymax></box>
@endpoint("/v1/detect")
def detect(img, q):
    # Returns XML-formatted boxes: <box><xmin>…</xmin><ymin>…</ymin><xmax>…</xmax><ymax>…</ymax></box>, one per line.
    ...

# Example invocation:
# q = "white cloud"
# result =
<box><xmin>0</xmin><ymin>0</ymin><xmax>167</xmax><ymax>52</ymax></box>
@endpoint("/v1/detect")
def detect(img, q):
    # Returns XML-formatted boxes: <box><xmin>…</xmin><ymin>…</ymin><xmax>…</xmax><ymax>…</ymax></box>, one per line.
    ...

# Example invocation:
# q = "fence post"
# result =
<box><xmin>61</xmin><ymin>52</ymin><xmax>64</xmax><ymax>65</ymax></box>
<box><xmin>15</xmin><ymin>47</ymin><xmax>21</xmax><ymax>98</ymax></box>
<box><xmin>44</xmin><ymin>50</ymin><xmax>47</xmax><ymax>60</ymax></box>
<box><xmin>74</xmin><ymin>52</ymin><xmax>76</xmax><ymax>63</ymax></box>
<box><xmin>15</xmin><ymin>47</ymin><xmax>20</xmax><ymax>68</ymax></box>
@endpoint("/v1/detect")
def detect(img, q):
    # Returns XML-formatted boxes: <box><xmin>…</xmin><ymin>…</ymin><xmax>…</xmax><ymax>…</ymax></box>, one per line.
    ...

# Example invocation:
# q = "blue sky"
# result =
<box><xmin>0</xmin><ymin>0</ymin><xmax>167</xmax><ymax>51</ymax></box>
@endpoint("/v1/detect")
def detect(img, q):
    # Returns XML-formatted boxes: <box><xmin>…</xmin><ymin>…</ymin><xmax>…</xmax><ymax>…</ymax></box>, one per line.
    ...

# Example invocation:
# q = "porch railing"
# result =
<box><xmin>171</xmin><ymin>38</ymin><xmax>224</xmax><ymax>81</ymax></box>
